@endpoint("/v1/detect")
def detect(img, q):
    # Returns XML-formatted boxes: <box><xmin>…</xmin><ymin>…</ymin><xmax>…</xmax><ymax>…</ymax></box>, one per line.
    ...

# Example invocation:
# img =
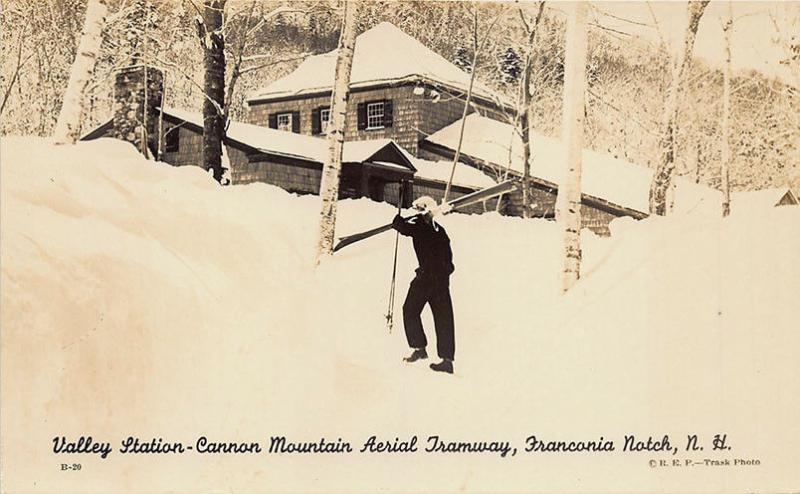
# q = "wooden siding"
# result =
<box><xmin>234</xmin><ymin>160</ymin><xmax>322</xmax><ymax>194</ymax></box>
<box><xmin>249</xmin><ymin>85</ymin><xmax>422</xmax><ymax>155</ymax></box>
<box><xmin>580</xmin><ymin>206</ymin><xmax>619</xmax><ymax>237</ymax></box>
<box><xmin>505</xmin><ymin>182</ymin><xmax>627</xmax><ymax>236</ymax></box>
<box><xmin>159</xmin><ymin>121</ymin><xmax>250</xmax><ymax>170</ymax></box>
<box><xmin>247</xmin><ymin>82</ymin><xmax>509</xmax><ymax>158</ymax></box>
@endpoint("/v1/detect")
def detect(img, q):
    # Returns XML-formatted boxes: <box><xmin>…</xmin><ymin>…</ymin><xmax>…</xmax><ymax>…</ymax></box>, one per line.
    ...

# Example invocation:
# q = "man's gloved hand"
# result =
<box><xmin>392</xmin><ymin>214</ymin><xmax>404</xmax><ymax>228</ymax></box>
<box><xmin>430</xmin><ymin>201</ymin><xmax>453</xmax><ymax>217</ymax></box>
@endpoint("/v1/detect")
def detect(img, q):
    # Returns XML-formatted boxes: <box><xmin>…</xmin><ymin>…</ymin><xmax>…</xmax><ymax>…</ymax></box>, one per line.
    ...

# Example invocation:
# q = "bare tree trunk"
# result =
<box><xmin>721</xmin><ymin>4</ymin><xmax>733</xmax><ymax>217</ymax></box>
<box><xmin>53</xmin><ymin>0</ymin><xmax>107</xmax><ymax>144</ymax></box>
<box><xmin>555</xmin><ymin>1</ymin><xmax>588</xmax><ymax>293</ymax></box>
<box><xmin>649</xmin><ymin>0</ymin><xmax>709</xmax><ymax>215</ymax></box>
<box><xmin>199</xmin><ymin>0</ymin><xmax>226</xmax><ymax>183</ymax></box>
<box><xmin>694</xmin><ymin>141</ymin><xmax>703</xmax><ymax>184</ymax></box>
<box><xmin>224</xmin><ymin>0</ymin><xmax>257</xmax><ymax>129</ymax></box>
<box><xmin>519</xmin><ymin>2</ymin><xmax>546</xmax><ymax>218</ymax></box>
<box><xmin>316</xmin><ymin>0</ymin><xmax>359</xmax><ymax>261</ymax></box>
<box><xmin>520</xmin><ymin>96</ymin><xmax>532</xmax><ymax>217</ymax></box>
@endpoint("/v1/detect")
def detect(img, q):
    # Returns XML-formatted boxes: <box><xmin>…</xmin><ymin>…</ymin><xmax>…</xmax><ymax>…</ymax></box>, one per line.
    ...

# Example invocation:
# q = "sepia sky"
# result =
<box><xmin>589</xmin><ymin>1</ymin><xmax>798</xmax><ymax>84</ymax></box>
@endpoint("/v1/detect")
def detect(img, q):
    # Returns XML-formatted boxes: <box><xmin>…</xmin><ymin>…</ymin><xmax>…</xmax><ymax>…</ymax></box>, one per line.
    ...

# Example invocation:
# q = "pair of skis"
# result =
<box><xmin>333</xmin><ymin>179</ymin><xmax>519</xmax><ymax>253</ymax></box>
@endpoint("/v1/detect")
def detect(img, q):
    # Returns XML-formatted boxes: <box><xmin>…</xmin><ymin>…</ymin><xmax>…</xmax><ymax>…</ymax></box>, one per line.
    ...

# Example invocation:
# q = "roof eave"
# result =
<box><xmin>247</xmin><ymin>76</ymin><xmax>512</xmax><ymax>110</ymax></box>
<box><xmin>419</xmin><ymin>139</ymin><xmax>648</xmax><ymax>219</ymax></box>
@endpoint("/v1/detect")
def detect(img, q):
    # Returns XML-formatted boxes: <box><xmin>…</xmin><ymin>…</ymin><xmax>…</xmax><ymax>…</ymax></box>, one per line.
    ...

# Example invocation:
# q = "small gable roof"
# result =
<box><xmin>248</xmin><ymin>22</ymin><xmax>503</xmax><ymax>106</ymax></box>
<box><xmin>731</xmin><ymin>187</ymin><xmax>798</xmax><ymax>210</ymax></box>
<box><xmin>393</xmin><ymin>146</ymin><xmax>497</xmax><ymax>190</ymax></box>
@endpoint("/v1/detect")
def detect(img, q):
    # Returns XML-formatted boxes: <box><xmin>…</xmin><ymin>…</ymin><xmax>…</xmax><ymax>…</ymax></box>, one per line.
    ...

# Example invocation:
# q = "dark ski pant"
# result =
<box><xmin>403</xmin><ymin>274</ymin><xmax>455</xmax><ymax>360</ymax></box>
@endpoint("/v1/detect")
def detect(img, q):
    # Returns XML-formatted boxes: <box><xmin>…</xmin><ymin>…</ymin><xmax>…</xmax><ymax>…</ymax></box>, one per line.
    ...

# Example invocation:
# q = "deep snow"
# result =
<box><xmin>2</xmin><ymin>137</ymin><xmax>799</xmax><ymax>493</ymax></box>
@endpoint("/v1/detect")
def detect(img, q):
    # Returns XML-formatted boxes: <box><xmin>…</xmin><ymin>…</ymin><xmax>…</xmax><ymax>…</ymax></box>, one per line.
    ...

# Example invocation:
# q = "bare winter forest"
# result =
<box><xmin>2</xmin><ymin>3</ymin><xmax>800</xmax><ymax>491</ymax></box>
<box><xmin>1</xmin><ymin>0</ymin><xmax>798</xmax><ymax>193</ymax></box>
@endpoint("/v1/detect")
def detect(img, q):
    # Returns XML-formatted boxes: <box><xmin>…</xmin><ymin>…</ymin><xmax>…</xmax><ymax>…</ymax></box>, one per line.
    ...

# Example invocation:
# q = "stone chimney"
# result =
<box><xmin>112</xmin><ymin>65</ymin><xmax>164</xmax><ymax>157</ymax></box>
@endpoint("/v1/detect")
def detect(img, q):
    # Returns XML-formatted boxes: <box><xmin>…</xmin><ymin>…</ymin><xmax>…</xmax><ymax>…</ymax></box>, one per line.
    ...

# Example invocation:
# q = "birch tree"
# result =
<box><xmin>721</xmin><ymin>3</ymin><xmax>733</xmax><ymax>217</ymax></box>
<box><xmin>648</xmin><ymin>0</ymin><xmax>710</xmax><ymax>215</ymax></box>
<box><xmin>555</xmin><ymin>1</ymin><xmax>588</xmax><ymax>293</ymax></box>
<box><xmin>518</xmin><ymin>2</ymin><xmax>546</xmax><ymax>218</ymax></box>
<box><xmin>316</xmin><ymin>0</ymin><xmax>359</xmax><ymax>260</ymax></box>
<box><xmin>197</xmin><ymin>0</ymin><xmax>227</xmax><ymax>183</ymax></box>
<box><xmin>52</xmin><ymin>0</ymin><xmax>108</xmax><ymax>144</ymax></box>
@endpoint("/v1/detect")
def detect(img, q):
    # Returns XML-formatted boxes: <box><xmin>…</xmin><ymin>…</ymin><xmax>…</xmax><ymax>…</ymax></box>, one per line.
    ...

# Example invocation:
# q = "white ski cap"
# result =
<box><xmin>412</xmin><ymin>196</ymin><xmax>437</xmax><ymax>213</ymax></box>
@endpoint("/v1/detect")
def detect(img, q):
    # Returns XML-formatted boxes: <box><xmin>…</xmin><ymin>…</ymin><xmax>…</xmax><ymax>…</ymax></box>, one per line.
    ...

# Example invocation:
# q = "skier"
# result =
<box><xmin>392</xmin><ymin>196</ymin><xmax>456</xmax><ymax>374</ymax></box>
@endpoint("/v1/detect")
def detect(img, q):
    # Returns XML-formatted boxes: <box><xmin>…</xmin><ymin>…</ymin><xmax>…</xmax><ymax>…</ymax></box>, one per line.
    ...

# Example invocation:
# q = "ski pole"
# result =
<box><xmin>386</xmin><ymin>185</ymin><xmax>404</xmax><ymax>333</ymax></box>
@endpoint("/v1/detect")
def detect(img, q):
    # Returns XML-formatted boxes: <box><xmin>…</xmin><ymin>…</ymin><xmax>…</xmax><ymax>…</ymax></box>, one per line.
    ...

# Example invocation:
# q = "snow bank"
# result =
<box><xmin>2</xmin><ymin>137</ymin><xmax>799</xmax><ymax>493</ymax></box>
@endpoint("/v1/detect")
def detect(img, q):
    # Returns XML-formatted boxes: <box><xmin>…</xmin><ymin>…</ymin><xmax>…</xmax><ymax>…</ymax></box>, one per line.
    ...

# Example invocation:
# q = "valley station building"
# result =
<box><xmin>84</xmin><ymin>22</ymin><xmax>735</xmax><ymax>235</ymax></box>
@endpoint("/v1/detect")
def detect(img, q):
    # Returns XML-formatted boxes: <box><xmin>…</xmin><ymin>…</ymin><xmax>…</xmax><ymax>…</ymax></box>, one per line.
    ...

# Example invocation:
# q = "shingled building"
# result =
<box><xmin>84</xmin><ymin>22</ymin><xmax>724</xmax><ymax>235</ymax></box>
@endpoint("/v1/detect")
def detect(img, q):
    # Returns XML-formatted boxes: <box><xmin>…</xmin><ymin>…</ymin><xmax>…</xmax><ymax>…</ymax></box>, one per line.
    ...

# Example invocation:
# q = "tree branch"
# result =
<box><xmin>646</xmin><ymin>1</ymin><xmax>668</xmax><ymax>49</ymax></box>
<box><xmin>238</xmin><ymin>54</ymin><xmax>310</xmax><ymax>75</ymax></box>
<box><xmin>0</xmin><ymin>33</ymin><xmax>35</xmax><ymax>117</ymax></box>
<box><xmin>592</xmin><ymin>5</ymin><xmax>654</xmax><ymax>28</ymax></box>
<box><xmin>224</xmin><ymin>0</ymin><xmax>257</xmax><ymax>123</ymax></box>
<box><xmin>151</xmin><ymin>55</ymin><xmax>225</xmax><ymax>117</ymax></box>
<box><xmin>588</xmin><ymin>22</ymin><xmax>633</xmax><ymax>38</ymax></box>
<box><xmin>587</xmin><ymin>88</ymin><xmax>660</xmax><ymax>137</ymax></box>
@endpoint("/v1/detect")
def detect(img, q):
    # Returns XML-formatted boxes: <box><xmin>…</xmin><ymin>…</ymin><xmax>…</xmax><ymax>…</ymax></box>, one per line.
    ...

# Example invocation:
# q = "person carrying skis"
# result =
<box><xmin>391</xmin><ymin>196</ymin><xmax>456</xmax><ymax>374</ymax></box>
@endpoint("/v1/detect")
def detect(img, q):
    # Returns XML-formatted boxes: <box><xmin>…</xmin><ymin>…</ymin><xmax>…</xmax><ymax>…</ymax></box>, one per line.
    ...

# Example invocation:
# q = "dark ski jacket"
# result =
<box><xmin>392</xmin><ymin>214</ymin><xmax>455</xmax><ymax>278</ymax></box>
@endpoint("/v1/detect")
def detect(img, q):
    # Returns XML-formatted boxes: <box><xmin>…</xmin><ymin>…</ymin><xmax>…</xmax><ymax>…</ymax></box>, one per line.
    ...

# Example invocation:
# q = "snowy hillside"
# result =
<box><xmin>2</xmin><ymin>138</ymin><xmax>799</xmax><ymax>493</ymax></box>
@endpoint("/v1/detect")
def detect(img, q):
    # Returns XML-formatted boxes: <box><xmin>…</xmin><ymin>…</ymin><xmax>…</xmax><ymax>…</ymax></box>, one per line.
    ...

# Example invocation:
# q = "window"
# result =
<box><xmin>269</xmin><ymin>111</ymin><xmax>300</xmax><ymax>132</ymax></box>
<box><xmin>366</xmin><ymin>102</ymin><xmax>385</xmax><ymax>129</ymax></box>
<box><xmin>277</xmin><ymin>113</ymin><xmax>293</xmax><ymax>132</ymax></box>
<box><xmin>165</xmin><ymin>127</ymin><xmax>180</xmax><ymax>153</ymax></box>
<box><xmin>357</xmin><ymin>100</ymin><xmax>392</xmax><ymax>131</ymax></box>
<box><xmin>320</xmin><ymin>108</ymin><xmax>331</xmax><ymax>134</ymax></box>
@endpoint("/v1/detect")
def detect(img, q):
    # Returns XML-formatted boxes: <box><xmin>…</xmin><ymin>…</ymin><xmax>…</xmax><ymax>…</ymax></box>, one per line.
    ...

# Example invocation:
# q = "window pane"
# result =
<box><xmin>366</xmin><ymin>102</ymin><xmax>384</xmax><ymax>129</ymax></box>
<box><xmin>277</xmin><ymin>113</ymin><xmax>292</xmax><ymax>131</ymax></box>
<box><xmin>320</xmin><ymin>108</ymin><xmax>331</xmax><ymax>133</ymax></box>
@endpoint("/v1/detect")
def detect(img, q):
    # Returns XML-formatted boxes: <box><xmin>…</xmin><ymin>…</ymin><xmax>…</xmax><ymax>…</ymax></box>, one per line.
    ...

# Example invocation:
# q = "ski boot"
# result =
<box><xmin>430</xmin><ymin>359</ymin><xmax>453</xmax><ymax>374</ymax></box>
<box><xmin>404</xmin><ymin>348</ymin><xmax>428</xmax><ymax>363</ymax></box>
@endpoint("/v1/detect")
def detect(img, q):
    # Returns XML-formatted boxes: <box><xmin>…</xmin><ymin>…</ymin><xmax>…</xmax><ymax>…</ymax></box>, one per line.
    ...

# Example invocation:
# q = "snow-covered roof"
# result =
<box><xmin>166</xmin><ymin>108</ymin><xmax>497</xmax><ymax>189</ymax></box>
<box><xmin>248</xmin><ymin>22</ymin><xmax>504</xmax><ymax>106</ymax></box>
<box><xmin>424</xmin><ymin>113</ymin><xmax>720</xmax><ymax>215</ymax></box>
<box><xmin>408</xmin><ymin>156</ymin><xmax>496</xmax><ymax>190</ymax></box>
<box><xmin>164</xmin><ymin>108</ymin><xmax>413</xmax><ymax>168</ymax></box>
<box><xmin>731</xmin><ymin>187</ymin><xmax>798</xmax><ymax>211</ymax></box>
